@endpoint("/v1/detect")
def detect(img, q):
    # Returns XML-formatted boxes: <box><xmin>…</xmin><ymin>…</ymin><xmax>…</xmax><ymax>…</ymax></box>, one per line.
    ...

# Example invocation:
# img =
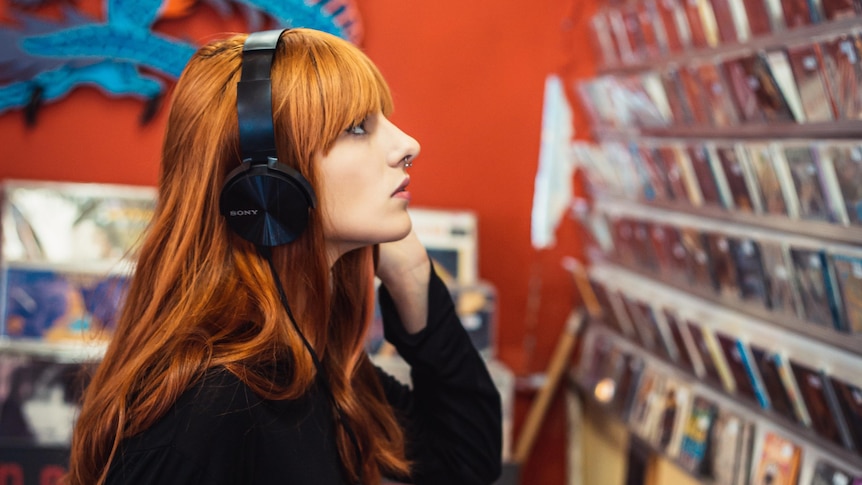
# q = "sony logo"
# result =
<box><xmin>230</xmin><ymin>210</ymin><xmax>259</xmax><ymax>216</ymax></box>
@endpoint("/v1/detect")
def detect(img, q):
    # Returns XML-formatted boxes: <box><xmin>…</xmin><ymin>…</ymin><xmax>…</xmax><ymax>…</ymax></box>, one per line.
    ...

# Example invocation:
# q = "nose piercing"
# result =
<box><xmin>402</xmin><ymin>156</ymin><xmax>413</xmax><ymax>168</ymax></box>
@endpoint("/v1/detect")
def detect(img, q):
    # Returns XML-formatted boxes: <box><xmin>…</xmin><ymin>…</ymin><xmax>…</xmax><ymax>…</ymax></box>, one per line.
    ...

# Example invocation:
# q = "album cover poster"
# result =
<box><xmin>820</xmin><ymin>0</ymin><xmax>860</xmax><ymax>19</ymax></box>
<box><xmin>1</xmin><ymin>181</ymin><xmax>157</xmax><ymax>264</ymax></box>
<box><xmin>786</xmin><ymin>43</ymin><xmax>837</xmax><ymax>122</ymax></box>
<box><xmin>811</xmin><ymin>460</ymin><xmax>857</xmax><ymax>485</ymax></box>
<box><xmin>688</xmin><ymin>144</ymin><xmax>724</xmax><ymax>206</ymax></box>
<box><xmin>677</xmin><ymin>395</ymin><xmax>718</xmax><ymax>475</ymax></box>
<box><xmin>752</xmin><ymin>431</ymin><xmax>802</xmax><ymax>485</ymax></box>
<box><xmin>713</xmin><ymin>144</ymin><xmax>756</xmax><ymax>211</ymax></box>
<box><xmin>830</xmin><ymin>252</ymin><xmax>862</xmax><ymax>333</ymax></box>
<box><xmin>705</xmin><ymin>409</ymin><xmax>749</xmax><ymax>485</ymax></box>
<box><xmin>680</xmin><ymin>227</ymin><xmax>715</xmax><ymax>289</ymax></box>
<box><xmin>705</xmin><ymin>232</ymin><xmax>740</xmax><ymax>298</ymax></box>
<box><xmin>749</xmin><ymin>344</ymin><xmax>800</xmax><ymax>422</ymax></box>
<box><xmin>759</xmin><ymin>240</ymin><xmax>802</xmax><ymax>316</ymax></box>
<box><xmin>685</xmin><ymin>321</ymin><xmax>727</xmax><ymax>389</ymax></box>
<box><xmin>714</xmin><ymin>332</ymin><xmax>759</xmax><ymax>402</ymax></box>
<box><xmin>661</xmin><ymin>310</ymin><xmax>696</xmax><ymax>372</ymax></box>
<box><xmin>745</xmin><ymin>143</ymin><xmax>789</xmax><ymax>216</ymax></box>
<box><xmin>730</xmin><ymin>237</ymin><xmax>769</xmax><ymax>306</ymax></box>
<box><xmin>758</xmin><ymin>50</ymin><xmax>804</xmax><ymax>122</ymax></box>
<box><xmin>822</xmin><ymin>143</ymin><xmax>862</xmax><ymax>225</ymax></box>
<box><xmin>2</xmin><ymin>266</ymin><xmax>129</xmax><ymax>342</ymax></box>
<box><xmin>829</xmin><ymin>375</ymin><xmax>862</xmax><ymax>453</ymax></box>
<box><xmin>820</xmin><ymin>34</ymin><xmax>862</xmax><ymax>120</ymax></box>
<box><xmin>695</xmin><ymin>61</ymin><xmax>740</xmax><ymax>127</ymax></box>
<box><xmin>661</xmin><ymin>69</ymin><xmax>695</xmax><ymax>124</ymax></box>
<box><xmin>721</xmin><ymin>56</ymin><xmax>765</xmax><ymax>122</ymax></box>
<box><xmin>0</xmin><ymin>353</ymin><xmax>92</xmax><ymax>446</ymax></box>
<box><xmin>741</xmin><ymin>0</ymin><xmax>774</xmax><ymax>35</ymax></box>
<box><xmin>789</xmin><ymin>247</ymin><xmax>839</xmax><ymax>328</ymax></box>
<box><xmin>789</xmin><ymin>359</ymin><xmax>849</xmax><ymax>446</ymax></box>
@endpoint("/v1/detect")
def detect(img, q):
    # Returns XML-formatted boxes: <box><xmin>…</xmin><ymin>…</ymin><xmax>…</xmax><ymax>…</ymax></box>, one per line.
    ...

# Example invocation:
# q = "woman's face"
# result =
<box><xmin>318</xmin><ymin>112</ymin><xmax>420</xmax><ymax>263</ymax></box>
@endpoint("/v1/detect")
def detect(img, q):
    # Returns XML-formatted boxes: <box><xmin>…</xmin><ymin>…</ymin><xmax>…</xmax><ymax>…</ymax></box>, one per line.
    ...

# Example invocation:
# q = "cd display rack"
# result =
<box><xmin>574</xmin><ymin>0</ymin><xmax>862</xmax><ymax>482</ymax></box>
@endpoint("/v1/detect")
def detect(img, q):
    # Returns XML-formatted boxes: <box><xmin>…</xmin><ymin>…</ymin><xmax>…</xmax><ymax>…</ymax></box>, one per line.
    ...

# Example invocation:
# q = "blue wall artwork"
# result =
<box><xmin>0</xmin><ymin>0</ymin><xmax>363</xmax><ymax>126</ymax></box>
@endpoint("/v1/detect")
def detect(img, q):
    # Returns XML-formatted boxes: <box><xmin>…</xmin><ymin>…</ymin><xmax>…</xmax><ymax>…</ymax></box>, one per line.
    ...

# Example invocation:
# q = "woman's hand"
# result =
<box><xmin>376</xmin><ymin>228</ymin><xmax>431</xmax><ymax>334</ymax></box>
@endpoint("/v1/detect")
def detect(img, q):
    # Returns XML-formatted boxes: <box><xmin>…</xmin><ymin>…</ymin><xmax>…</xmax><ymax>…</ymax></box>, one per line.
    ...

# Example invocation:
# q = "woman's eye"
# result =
<box><xmin>346</xmin><ymin>120</ymin><xmax>368</xmax><ymax>135</ymax></box>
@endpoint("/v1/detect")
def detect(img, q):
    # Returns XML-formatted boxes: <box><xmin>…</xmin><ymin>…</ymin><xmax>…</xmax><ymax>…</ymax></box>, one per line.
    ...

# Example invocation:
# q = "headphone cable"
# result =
<box><xmin>259</xmin><ymin>246</ymin><xmax>364</xmax><ymax>485</ymax></box>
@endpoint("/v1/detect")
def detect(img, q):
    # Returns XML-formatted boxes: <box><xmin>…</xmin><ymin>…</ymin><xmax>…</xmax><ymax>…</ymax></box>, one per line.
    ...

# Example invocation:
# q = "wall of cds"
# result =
<box><xmin>574</xmin><ymin>0</ymin><xmax>862</xmax><ymax>481</ymax></box>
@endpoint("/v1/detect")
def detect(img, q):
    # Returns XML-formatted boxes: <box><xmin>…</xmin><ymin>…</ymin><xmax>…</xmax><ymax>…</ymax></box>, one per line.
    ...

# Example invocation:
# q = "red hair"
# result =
<box><xmin>67</xmin><ymin>29</ymin><xmax>408</xmax><ymax>485</ymax></box>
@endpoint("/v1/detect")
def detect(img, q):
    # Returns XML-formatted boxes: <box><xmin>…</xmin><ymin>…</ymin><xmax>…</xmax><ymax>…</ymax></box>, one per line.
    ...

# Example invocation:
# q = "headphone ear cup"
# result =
<box><xmin>220</xmin><ymin>163</ymin><xmax>316</xmax><ymax>247</ymax></box>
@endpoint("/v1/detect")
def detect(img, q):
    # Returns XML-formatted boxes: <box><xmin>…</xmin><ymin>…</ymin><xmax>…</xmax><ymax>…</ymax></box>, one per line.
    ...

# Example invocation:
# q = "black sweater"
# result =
<box><xmin>105</xmin><ymin>269</ymin><xmax>502</xmax><ymax>484</ymax></box>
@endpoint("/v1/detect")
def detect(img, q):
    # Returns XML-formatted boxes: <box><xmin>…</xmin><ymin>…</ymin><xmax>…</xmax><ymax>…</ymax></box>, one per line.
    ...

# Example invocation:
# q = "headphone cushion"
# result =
<box><xmin>220</xmin><ymin>164</ymin><xmax>313</xmax><ymax>246</ymax></box>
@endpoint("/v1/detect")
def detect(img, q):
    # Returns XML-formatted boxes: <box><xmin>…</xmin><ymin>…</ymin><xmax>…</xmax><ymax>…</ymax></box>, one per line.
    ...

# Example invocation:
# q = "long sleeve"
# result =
<box><xmin>377</xmin><ymin>266</ymin><xmax>502</xmax><ymax>485</ymax></box>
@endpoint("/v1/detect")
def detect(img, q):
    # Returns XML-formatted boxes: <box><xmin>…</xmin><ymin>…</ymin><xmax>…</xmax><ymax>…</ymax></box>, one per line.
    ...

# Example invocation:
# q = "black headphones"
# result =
<box><xmin>219</xmin><ymin>28</ymin><xmax>317</xmax><ymax>247</ymax></box>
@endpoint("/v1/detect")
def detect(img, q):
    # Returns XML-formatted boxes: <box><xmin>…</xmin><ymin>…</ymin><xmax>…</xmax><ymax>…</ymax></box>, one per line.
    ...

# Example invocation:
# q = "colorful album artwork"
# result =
<box><xmin>789</xmin><ymin>360</ymin><xmax>850</xmax><ymax>447</ymax></box>
<box><xmin>821</xmin><ymin>34</ymin><xmax>862</xmax><ymax>120</ymax></box>
<box><xmin>677</xmin><ymin>395</ymin><xmax>718</xmax><ymax>474</ymax></box>
<box><xmin>695</xmin><ymin>62</ymin><xmax>740</xmax><ymax>127</ymax></box>
<box><xmin>749</xmin><ymin>344</ymin><xmax>799</xmax><ymax>423</ymax></box>
<box><xmin>830</xmin><ymin>252</ymin><xmax>862</xmax><ymax>333</ymax></box>
<box><xmin>688</xmin><ymin>144</ymin><xmax>723</xmax><ymax>206</ymax></box>
<box><xmin>824</xmin><ymin>144</ymin><xmax>862</xmax><ymax>225</ymax></box>
<box><xmin>789</xmin><ymin>247</ymin><xmax>838</xmax><ymax>328</ymax></box>
<box><xmin>745</xmin><ymin>144</ymin><xmax>789</xmax><ymax>216</ymax></box>
<box><xmin>731</xmin><ymin>238</ymin><xmax>769</xmax><ymax>306</ymax></box>
<box><xmin>811</xmin><ymin>460</ymin><xmax>857</xmax><ymax>485</ymax></box>
<box><xmin>2</xmin><ymin>266</ymin><xmax>129</xmax><ymax>342</ymax></box>
<box><xmin>782</xmin><ymin>145</ymin><xmax>832</xmax><ymax>222</ymax></box>
<box><xmin>706</xmin><ymin>409</ymin><xmax>753</xmax><ymax>485</ymax></box>
<box><xmin>714</xmin><ymin>144</ymin><xmax>755</xmax><ymax>212</ymax></box>
<box><xmin>759</xmin><ymin>241</ymin><xmax>802</xmax><ymax>317</ymax></box>
<box><xmin>786</xmin><ymin>43</ymin><xmax>836</xmax><ymax>121</ymax></box>
<box><xmin>752</xmin><ymin>431</ymin><xmax>802</xmax><ymax>485</ymax></box>
<box><xmin>829</xmin><ymin>375</ymin><xmax>862</xmax><ymax>452</ymax></box>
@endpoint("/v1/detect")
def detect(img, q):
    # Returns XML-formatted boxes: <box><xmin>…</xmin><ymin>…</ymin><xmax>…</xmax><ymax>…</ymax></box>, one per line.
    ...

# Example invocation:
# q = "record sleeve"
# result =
<box><xmin>741</xmin><ymin>0</ymin><xmax>775</xmax><ymax>35</ymax></box>
<box><xmin>745</xmin><ymin>143</ymin><xmax>789</xmax><ymax>215</ymax></box>
<box><xmin>661</xmin><ymin>68</ymin><xmax>695</xmax><ymax>124</ymax></box>
<box><xmin>822</xmin><ymin>143</ymin><xmax>862</xmax><ymax>225</ymax></box>
<box><xmin>655</xmin><ymin>379</ymin><xmax>693</xmax><ymax>458</ymax></box>
<box><xmin>677</xmin><ymin>395</ymin><xmax>718</xmax><ymax>474</ymax></box>
<box><xmin>749</xmin><ymin>344</ymin><xmax>800</xmax><ymax>422</ymax></box>
<box><xmin>705</xmin><ymin>232</ymin><xmax>740</xmax><ymax>298</ymax></box>
<box><xmin>714</xmin><ymin>144</ymin><xmax>756</xmax><ymax>211</ymax></box>
<box><xmin>678</xmin><ymin>66</ymin><xmax>712</xmax><ymax>125</ymax></box>
<box><xmin>695</xmin><ymin>61</ymin><xmax>740</xmax><ymax>127</ymax></box>
<box><xmin>789</xmin><ymin>247</ymin><xmax>839</xmax><ymax>328</ymax></box>
<box><xmin>633</xmin><ymin>299</ymin><xmax>675</xmax><ymax>360</ymax></box>
<box><xmin>781</xmin><ymin>0</ymin><xmax>818</xmax><ymax>27</ymax></box>
<box><xmin>2</xmin><ymin>266</ymin><xmax>129</xmax><ymax>342</ymax></box>
<box><xmin>590</xmin><ymin>11</ymin><xmax>621</xmax><ymax>66</ymax></box>
<box><xmin>820</xmin><ymin>34</ymin><xmax>862</xmax><ymax>120</ymax></box>
<box><xmin>577</xmin><ymin>332</ymin><xmax>613</xmax><ymax>387</ymax></box>
<box><xmin>685</xmin><ymin>321</ymin><xmax>727</xmax><ymax>389</ymax></box>
<box><xmin>759</xmin><ymin>240</ymin><xmax>802</xmax><ymax>316</ymax></box>
<box><xmin>637</xmin><ymin>144</ymin><xmax>675</xmax><ymax>202</ymax></box>
<box><xmin>662</xmin><ymin>308</ymin><xmax>697</xmax><ymax>373</ymax></box>
<box><xmin>680</xmin><ymin>227</ymin><xmax>715</xmax><ymax>289</ymax></box>
<box><xmin>684</xmin><ymin>0</ymin><xmax>720</xmax><ymax>47</ymax></box>
<box><xmin>655</xmin><ymin>0</ymin><xmax>691</xmax><ymax>52</ymax></box>
<box><xmin>633</xmin><ymin>221</ymin><xmax>659</xmax><ymax>271</ymax></box>
<box><xmin>721</xmin><ymin>55</ymin><xmax>766</xmax><ymax>122</ymax></box>
<box><xmin>789</xmin><ymin>359</ymin><xmax>849</xmax><ymax>446</ymax></box>
<box><xmin>714</xmin><ymin>331</ymin><xmax>759</xmax><ymax>402</ymax></box>
<box><xmin>622</xmin><ymin>7</ymin><xmax>648</xmax><ymax>63</ymax></box>
<box><xmin>820</xmin><ymin>0</ymin><xmax>860</xmax><ymax>19</ymax></box>
<box><xmin>730</xmin><ymin>237</ymin><xmax>769</xmax><ymax>306</ymax></box>
<box><xmin>782</xmin><ymin>144</ymin><xmax>832</xmax><ymax>222</ymax></box>
<box><xmin>752</xmin><ymin>431</ymin><xmax>802</xmax><ymax>485</ymax></box>
<box><xmin>650</xmin><ymin>224</ymin><xmax>690</xmax><ymax>284</ymax></box>
<box><xmin>830</xmin><ymin>251</ymin><xmax>862</xmax><ymax>333</ymax></box>
<box><xmin>611</xmin><ymin>354</ymin><xmax>646</xmax><ymax>419</ymax></box>
<box><xmin>707</xmin><ymin>0</ymin><xmax>741</xmax><ymax>43</ymax></box>
<box><xmin>829</xmin><ymin>375</ymin><xmax>862</xmax><ymax>453</ymax></box>
<box><xmin>706</xmin><ymin>409</ymin><xmax>751</xmax><ymax>485</ymax></box>
<box><xmin>786</xmin><ymin>43</ymin><xmax>837</xmax><ymax>122</ymax></box>
<box><xmin>627</xmin><ymin>366</ymin><xmax>668</xmax><ymax>438</ymax></box>
<box><xmin>688</xmin><ymin>144</ymin><xmax>724</xmax><ymax>206</ymax></box>
<box><xmin>811</xmin><ymin>460</ymin><xmax>856</xmax><ymax>485</ymax></box>
<box><xmin>658</xmin><ymin>145</ymin><xmax>697</xmax><ymax>204</ymax></box>
<box><xmin>759</xmin><ymin>50</ymin><xmax>805</xmax><ymax>122</ymax></box>
<box><xmin>637</xmin><ymin>0</ymin><xmax>665</xmax><ymax>59</ymax></box>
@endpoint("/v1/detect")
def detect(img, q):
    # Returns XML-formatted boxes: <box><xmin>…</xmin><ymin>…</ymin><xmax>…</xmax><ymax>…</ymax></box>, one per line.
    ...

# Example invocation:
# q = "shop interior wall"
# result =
<box><xmin>0</xmin><ymin>0</ymin><xmax>598</xmax><ymax>482</ymax></box>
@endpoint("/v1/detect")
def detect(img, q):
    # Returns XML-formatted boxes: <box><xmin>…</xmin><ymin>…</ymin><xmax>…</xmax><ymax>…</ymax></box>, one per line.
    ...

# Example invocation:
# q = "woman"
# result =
<box><xmin>67</xmin><ymin>28</ymin><xmax>502</xmax><ymax>485</ymax></box>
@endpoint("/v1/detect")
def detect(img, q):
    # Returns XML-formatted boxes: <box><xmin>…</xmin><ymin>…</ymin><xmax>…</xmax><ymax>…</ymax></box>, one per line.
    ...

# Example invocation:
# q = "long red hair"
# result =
<box><xmin>67</xmin><ymin>29</ymin><xmax>409</xmax><ymax>485</ymax></box>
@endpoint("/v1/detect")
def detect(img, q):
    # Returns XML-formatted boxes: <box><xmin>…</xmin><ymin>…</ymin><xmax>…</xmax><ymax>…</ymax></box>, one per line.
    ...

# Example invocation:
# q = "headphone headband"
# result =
<box><xmin>237</xmin><ymin>29</ymin><xmax>287</xmax><ymax>163</ymax></box>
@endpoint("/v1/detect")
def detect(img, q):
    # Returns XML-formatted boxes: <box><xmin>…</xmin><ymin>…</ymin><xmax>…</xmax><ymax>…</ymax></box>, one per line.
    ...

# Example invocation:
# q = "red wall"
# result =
<box><xmin>0</xmin><ymin>0</ymin><xmax>596</xmax><ymax>482</ymax></box>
